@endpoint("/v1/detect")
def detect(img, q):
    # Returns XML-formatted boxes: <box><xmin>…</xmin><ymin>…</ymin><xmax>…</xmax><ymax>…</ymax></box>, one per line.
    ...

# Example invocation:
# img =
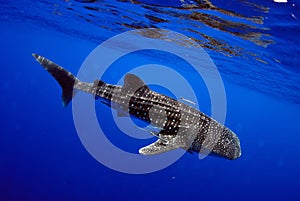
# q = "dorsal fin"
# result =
<box><xmin>123</xmin><ymin>74</ymin><xmax>149</xmax><ymax>93</ymax></box>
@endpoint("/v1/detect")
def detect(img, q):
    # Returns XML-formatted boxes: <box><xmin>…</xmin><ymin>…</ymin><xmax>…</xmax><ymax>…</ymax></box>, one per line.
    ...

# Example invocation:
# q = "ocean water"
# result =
<box><xmin>1</xmin><ymin>0</ymin><xmax>300</xmax><ymax>200</ymax></box>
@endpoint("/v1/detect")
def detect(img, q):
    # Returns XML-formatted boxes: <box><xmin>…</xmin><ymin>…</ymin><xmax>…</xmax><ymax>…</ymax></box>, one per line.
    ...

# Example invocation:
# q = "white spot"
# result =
<box><xmin>273</xmin><ymin>0</ymin><xmax>287</xmax><ymax>2</ymax></box>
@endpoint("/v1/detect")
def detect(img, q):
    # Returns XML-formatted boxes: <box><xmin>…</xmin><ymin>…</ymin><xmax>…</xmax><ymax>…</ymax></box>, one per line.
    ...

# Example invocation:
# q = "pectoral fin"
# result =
<box><xmin>139</xmin><ymin>139</ymin><xmax>180</xmax><ymax>155</ymax></box>
<box><xmin>138</xmin><ymin>126</ymin><xmax>198</xmax><ymax>155</ymax></box>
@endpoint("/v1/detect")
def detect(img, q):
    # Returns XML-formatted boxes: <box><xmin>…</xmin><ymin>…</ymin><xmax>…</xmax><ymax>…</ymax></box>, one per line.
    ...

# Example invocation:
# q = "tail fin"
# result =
<box><xmin>32</xmin><ymin>53</ymin><xmax>79</xmax><ymax>107</ymax></box>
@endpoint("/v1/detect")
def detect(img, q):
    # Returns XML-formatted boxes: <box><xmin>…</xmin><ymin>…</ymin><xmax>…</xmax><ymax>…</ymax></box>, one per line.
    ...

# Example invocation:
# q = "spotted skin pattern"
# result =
<box><xmin>33</xmin><ymin>54</ymin><xmax>241</xmax><ymax>160</ymax></box>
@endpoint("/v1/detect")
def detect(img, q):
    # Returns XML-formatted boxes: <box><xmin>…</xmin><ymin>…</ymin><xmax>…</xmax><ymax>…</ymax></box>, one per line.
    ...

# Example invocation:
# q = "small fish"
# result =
<box><xmin>32</xmin><ymin>53</ymin><xmax>241</xmax><ymax>160</ymax></box>
<box><xmin>180</xmin><ymin>96</ymin><xmax>196</xmax><ymax>105</ymax></box>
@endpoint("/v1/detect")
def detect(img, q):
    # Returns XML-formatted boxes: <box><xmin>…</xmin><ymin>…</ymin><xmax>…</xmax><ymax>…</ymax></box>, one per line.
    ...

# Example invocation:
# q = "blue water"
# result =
<box><xmin>1</xmin><ymin>0</ymin><xmax>300</xmax><ymax>200</ymax></box>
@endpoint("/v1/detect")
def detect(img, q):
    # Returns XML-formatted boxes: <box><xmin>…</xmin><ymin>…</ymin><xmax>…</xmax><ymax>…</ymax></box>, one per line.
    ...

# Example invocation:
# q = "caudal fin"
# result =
<box><xmin>32</xmin><ymin>53</ymin><xmax>79</xmax><ymax>107</ymax></box>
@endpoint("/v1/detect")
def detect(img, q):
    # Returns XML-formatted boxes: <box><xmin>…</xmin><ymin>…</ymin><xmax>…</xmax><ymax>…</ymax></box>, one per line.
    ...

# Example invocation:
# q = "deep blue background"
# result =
<box><xmin>1</xmin><ymin>1</ymin><xmax>300</xmax><ymax>201</ymax></box>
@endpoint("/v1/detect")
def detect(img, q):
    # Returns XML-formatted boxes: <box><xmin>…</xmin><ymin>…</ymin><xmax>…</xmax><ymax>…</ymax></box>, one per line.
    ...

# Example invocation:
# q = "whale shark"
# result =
<box><xmin>32</xmin><ymin>53</ymin><xmax>241</xmax><ymax>160</ymax></box>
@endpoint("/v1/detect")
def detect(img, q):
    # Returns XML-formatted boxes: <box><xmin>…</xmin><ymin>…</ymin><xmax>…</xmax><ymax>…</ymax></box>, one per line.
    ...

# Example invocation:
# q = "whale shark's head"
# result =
<box><xmin>210</xmin><ymin>129</ymin><xmax>241</xmax><ymax>160</ymax></box>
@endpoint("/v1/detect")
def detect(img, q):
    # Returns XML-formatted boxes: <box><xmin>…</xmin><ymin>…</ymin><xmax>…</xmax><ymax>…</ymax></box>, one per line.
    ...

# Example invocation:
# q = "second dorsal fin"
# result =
<box><xmin>93</xmin><ymin>79</ymin><xmax>105</xmax><ymax>87</ymax></box>
<box><xmin>123</xmin><ymin>73</ymin><xmax>149</xmax><ymax>93</ymax></box>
